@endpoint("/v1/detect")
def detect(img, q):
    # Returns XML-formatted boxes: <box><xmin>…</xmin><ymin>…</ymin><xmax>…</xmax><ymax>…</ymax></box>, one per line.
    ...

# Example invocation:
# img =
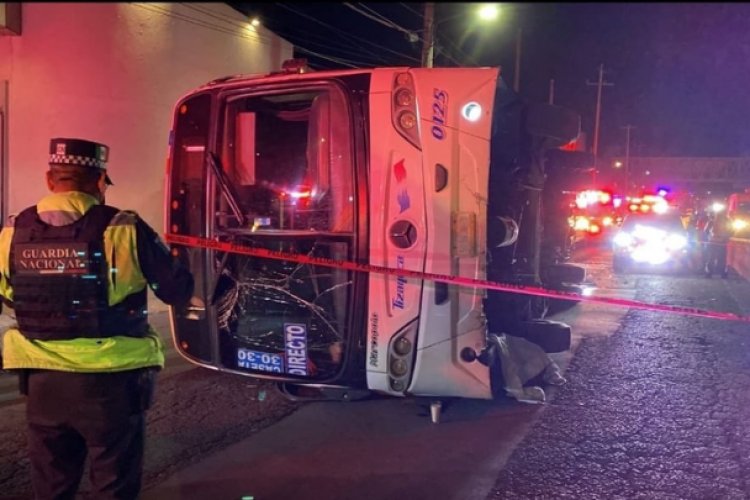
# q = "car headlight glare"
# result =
<box><xmin>666</xmin><ymin>233</ymin><xmax>687</xmax><ymax>251</ymax></box>
<box><xmin>574</xmin><ymin>217</ymin><xmax>590</xmax><ymax>231</ymax></box>
<box><xmin>614</xmin><ymin>232</ymin><xmax>633</xmax><ymax>247</ymax></box>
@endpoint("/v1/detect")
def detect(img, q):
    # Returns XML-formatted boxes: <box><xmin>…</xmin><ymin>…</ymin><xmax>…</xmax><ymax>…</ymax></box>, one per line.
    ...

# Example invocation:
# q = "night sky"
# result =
<box><xmin>231</xmin><ymin>3</ymin><xmax>750</xmax><ymax>159</ymax></box>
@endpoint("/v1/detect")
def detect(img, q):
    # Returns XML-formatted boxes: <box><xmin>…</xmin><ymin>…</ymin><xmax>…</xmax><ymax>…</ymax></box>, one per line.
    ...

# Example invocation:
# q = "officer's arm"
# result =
<box><xmin>134</xmin><ymin>217</ymin><xmax>195</xmax><ymax>306</ymax></box>
<box><xmin>0</xmin><ymin>225</ymin><xmax>14</xmax><ymax>311</ymax></box>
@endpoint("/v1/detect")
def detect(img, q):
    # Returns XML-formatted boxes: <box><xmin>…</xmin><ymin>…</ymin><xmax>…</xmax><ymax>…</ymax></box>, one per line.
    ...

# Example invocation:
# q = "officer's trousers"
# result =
<box><xmin>24</xmin><ymin>369</ymin><xmax>155</xmax><ymax>500</ymax></box>
<box><xmin>704</xmin><ymin>240</ymin><xmax>728</xmax><ymax>277</ymax></box>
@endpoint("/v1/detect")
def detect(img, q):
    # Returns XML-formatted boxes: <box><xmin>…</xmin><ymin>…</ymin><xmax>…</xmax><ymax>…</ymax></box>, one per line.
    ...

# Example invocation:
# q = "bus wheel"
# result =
<box><xmin>518</xmin><ymin>319</ymin><xmax>572</xmax><ymax>353</ymax></box>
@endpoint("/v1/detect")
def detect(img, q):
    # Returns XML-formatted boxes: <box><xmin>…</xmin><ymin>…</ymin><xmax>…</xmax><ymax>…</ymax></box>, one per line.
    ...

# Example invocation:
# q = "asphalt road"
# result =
<box><xmin>2</xmin><ymin>245</ymin><xmax>750</xmax><ymax>499</ymax></box>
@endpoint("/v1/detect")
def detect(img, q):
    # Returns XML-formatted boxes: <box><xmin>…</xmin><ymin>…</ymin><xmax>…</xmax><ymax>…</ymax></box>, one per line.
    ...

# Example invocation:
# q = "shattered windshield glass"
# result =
<box><xmin>213</xmin><ymin>86</ymin><xmax>356</xmax><ymax>381</ymax></box>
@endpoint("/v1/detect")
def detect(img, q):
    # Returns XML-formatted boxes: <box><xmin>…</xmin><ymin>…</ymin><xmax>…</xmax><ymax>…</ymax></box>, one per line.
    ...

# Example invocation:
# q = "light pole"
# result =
<box><xmin>513</xmin><ymin>27</ymin><xmax>522</xmax><ymax>92</ymax></box>
<box><xmin>586</xmin><ymin>64</ymin><xmax>614</xmax><ymax>170</ymax></box>
<box><xmin>421</xmin><ymin>3</ymin><xmax>435</xmax><ymax>67</ymax></box>
<box><xmin>622</xmin><ymin>125</ymin><xmax>635</xmax><ymax>195</ymax></box>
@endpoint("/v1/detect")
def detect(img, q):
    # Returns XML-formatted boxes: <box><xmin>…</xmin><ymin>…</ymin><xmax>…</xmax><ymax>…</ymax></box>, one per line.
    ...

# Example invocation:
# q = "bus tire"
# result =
<box><xmin>518</xmin><ymin>319</ymin><xmax>572</xmax><ymax>353</ymax></box>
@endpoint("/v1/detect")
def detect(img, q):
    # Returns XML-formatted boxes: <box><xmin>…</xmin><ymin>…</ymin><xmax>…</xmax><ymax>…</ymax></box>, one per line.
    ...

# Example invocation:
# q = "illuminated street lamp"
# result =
<box><xmin>478</xmin><ymin>4</ymin><xmax>500</xmax><ymax>21</ymax></box>
<box><xmin>423</xmin><ymin>2</ymin><xmax>519</xmax><ymax>88</ymax></box>
<box><xmin>614</xmin><ymin>161</ymin><xmax>623</xmax><ymax>168</ymax></box>
<box><xmin>473</xmin><ymin>3</ymin><xmax>521</xmax><ymax>91</ymax></box>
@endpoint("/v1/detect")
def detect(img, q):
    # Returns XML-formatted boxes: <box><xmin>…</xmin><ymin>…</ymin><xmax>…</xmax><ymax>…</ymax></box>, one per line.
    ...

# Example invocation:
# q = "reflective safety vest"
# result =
<box><xmin>10</xmin><ymin>204</ymin><xmax>148</xmax><ymax>340</ymax></box>
<box><xmin>0</xmin><ymin>191</ymin><xmax>166</xmax><ymax>372</ymax></box>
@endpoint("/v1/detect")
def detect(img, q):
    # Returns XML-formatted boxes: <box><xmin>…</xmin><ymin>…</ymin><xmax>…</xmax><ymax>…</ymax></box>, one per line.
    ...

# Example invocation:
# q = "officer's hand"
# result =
<box><xmin>185</xmin><ymin>296</ymin><xmax>205</xmax><ymax>320</ymax></box>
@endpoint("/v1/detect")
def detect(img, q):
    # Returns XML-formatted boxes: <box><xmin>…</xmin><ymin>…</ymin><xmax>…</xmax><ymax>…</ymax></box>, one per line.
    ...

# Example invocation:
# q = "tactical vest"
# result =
<box><xmin>9</xmin><ymin>204</ymin><xmax>149</xmax><ymax>341</ymax></box>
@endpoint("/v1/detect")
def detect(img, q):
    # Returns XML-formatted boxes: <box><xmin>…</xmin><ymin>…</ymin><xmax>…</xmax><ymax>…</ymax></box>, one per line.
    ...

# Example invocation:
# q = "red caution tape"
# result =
<box><xmin>166</xmin><ymin>233</ymin><xmax>750</xmax><ymax>324</ymax></box>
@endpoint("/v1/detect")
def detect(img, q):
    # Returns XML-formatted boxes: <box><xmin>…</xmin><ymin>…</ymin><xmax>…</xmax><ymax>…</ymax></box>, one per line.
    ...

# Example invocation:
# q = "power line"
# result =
<box><xmin>293</xmin><ymin>47</ymin><xmax>361</xmax><ymax>69</ymax></box>
<box><xmin>134</xmin><ymin>4</ymin><xmax>368</xmax><ymax>70</ymax></box>
<box><xmin>133</xmin><ymin>3</ymin><xmax>270</xmax><ymax>45</ymax></box>
<box><xmin>273</xmin><ymin>28</ymin><xmax>396</xmax><ymax>67</ymax></box>
<box><xmin>178</xmin><ymin>3</ymin><xmax>273</xmax><ymax>40</ymax></box>
<box><xmin>345</xmin><ymin>3</ymin><xmax>416</xmax><ymax>39</ymax></box>
<box><xmin>399</xmin><ymin>3</ymin><xmax>423</xmax><ymax>18</ymax></box>
<box><xmin>276</xmin><ymin>3</ymin><xmax>421</xmax><ymax>64</ymax></box>
<box><xmin>435</xmin><ymin>33</ymin><xmax>479</xmax><ymax>66</ymax></box>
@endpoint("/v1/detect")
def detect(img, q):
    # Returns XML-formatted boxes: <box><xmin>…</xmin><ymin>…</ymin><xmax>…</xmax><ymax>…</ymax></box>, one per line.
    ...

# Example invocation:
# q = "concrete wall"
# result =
<box><xmin>0</xmin><ymin>2</ymin><xmax>292</xmax><ymax>231</ymax></box>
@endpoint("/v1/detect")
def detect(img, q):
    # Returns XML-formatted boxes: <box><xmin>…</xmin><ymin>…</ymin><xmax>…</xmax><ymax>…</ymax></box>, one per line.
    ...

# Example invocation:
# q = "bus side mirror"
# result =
<box><xmin>525</xmin><ymin>103</ymin><xmax>581</xmax><ymax>149</ymax></box>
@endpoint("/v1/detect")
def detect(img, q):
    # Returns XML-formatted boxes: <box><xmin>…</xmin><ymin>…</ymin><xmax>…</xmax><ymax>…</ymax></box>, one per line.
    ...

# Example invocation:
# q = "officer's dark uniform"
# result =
<box><xmin>0</xmin><ymin>138</ymin><xmax>194</xmax><ymax>499</ymax></box>
<box><xmin>704</xmin><ymin>211</ymin><xmax>732</xmax><ymax>278</ymax></box>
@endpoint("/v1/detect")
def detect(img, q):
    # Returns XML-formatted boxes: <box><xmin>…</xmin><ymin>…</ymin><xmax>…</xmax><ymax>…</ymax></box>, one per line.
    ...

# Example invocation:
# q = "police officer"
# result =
<box><xmin>0</xmin><ymin>138</ymin><xmax>195</xmax><ymax>499</ymax></box>
<box><xmin>704</xmin><ymin>208</ymin><xmax>732</xmax><ymax>278</ymax></box>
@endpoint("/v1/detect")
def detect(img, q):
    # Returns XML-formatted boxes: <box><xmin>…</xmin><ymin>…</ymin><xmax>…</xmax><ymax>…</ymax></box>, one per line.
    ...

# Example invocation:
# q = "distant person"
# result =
<box><xmin>704</xmin><ymin>209</ymin><xmax>732</xmax><ymax>278</ymax></box>
<box><xmin>0</xmin><ymin>138</ymin><xmax>195</xmax><ymax>499</ymax></box>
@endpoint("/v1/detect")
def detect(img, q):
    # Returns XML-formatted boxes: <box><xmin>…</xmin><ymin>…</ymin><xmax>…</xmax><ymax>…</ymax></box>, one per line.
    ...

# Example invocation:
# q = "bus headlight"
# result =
<box><xmin>387</xmin><ymin>320</ymin><xmax>419</xmax><ymax>393</ymax></box>
<box><xmin>398</xmin><ymin>111</ymin><xmax>417</xmax><ymax>130</ymax></box>
<box><xmin>390</xmin><ymin>358</ymin><xmax>409</xmax><ymax>377</ymax></box>
<box><xmin>392</xmin><ymin>72</ymin><xmax>421</xmax><ymax>149</ymax></box>
<box><xmin>395</xmin><ymin>88</ymin><xmax>414</xmax><ymax>107</ymax></box>
<box><xmin>393</xmin><ymin>337</ymin><xmax>412</xmax><ymax>356</ymax></box>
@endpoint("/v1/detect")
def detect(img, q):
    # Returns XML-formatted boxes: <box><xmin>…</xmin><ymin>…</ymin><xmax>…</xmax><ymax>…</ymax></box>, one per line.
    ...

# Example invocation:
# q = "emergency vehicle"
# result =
<box><xmin>727</xmin><ymin>189</ymin><xmax>750</xmax><ymax>237</ymax></box>
<box><xmin>165</xmin><ymin>60</ymin><xmax>582</xmax><ymax>402</ymax></box>
<box><xmin>568</xmin><ymin>189</ymin><xmax>622</xmax><ymax>242</ymax></box>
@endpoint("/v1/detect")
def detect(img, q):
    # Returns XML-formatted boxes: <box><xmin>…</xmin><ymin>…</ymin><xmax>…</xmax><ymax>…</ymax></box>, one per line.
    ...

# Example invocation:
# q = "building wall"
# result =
<box><xmin>0</xmin><ymin>2</ymin><xmax>292</xmax><ymax>230</ymax></box>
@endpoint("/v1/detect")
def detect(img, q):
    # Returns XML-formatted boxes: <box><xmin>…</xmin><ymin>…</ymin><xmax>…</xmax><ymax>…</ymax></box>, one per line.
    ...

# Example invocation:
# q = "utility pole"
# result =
<box><xmin>548</xmin><ymin>78</ymin><xmax>555</xmax><ymax>105</ymax></box>
<box><xmin>586</xmin><ymin>64</ymin><xmax>614</xmax><ymax>177</ymax></box>
<box><xmin>622</xmin><ymin>125</ymin><xmax>635</xmax><ymax>195</ymax></box>
<box><xmin>513</xmin><ymin>28</ymin><xmax>522</xmax><ymax>92</ymax></box>
<box><xmin>421</xmin><ymin>2</ymin><xmax>435</xmax><ymax>68</ymax></box>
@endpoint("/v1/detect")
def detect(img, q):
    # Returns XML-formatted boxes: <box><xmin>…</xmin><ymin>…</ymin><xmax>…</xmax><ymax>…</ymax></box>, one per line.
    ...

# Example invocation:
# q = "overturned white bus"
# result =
<box><xmin>165</xmin><ymin>60</ymin><xmax>583</xmax><ymax>402</ymax></box>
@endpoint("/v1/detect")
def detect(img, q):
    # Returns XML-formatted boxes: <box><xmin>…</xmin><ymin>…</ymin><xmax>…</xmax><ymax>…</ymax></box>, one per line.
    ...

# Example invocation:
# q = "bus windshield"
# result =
<box><xmin>218</xmin><ymin>88</ymin><xmax>354</xmax><ymax>232</ymax></box>
<box><xmin>209</xmin><ymin>85</ymin><xmax>358</xmax><ymax>381</ymax></box>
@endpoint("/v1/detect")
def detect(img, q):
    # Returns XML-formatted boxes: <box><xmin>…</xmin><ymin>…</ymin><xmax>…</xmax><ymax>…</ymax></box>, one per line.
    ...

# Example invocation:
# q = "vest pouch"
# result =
<box><xmin>13</xmin><ymin>240</ymin><xmax>108</xmax><ymax>339</ymax></box>
<box><xmin>10</xmin><ymin>204</ymin><xmax>122</xmax><ymax>341</ymax></box>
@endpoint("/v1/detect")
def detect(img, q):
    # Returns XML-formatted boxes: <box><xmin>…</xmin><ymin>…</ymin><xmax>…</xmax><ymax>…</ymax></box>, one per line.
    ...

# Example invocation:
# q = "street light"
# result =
<box><xmin>422</xmin><ymin>2</ymin><xmax>520</xmax><ymax>88</ymax></box>
<box><xmin>472</xmin><ymin>3</ymin><xmax>520</xmax><ymax>91</ymax></box>
<box><xmin>614</xmin><ymin>161</ymin><xmax>623</xmax><ymax>168</ymax></box>
<box><xmin>477</xmin><ymin>4</ymin><xmax>500</xmax><ymax>21</ymax></box>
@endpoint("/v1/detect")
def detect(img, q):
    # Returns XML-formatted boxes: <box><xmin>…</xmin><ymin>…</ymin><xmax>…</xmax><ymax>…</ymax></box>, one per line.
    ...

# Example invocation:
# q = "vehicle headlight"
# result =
<box><xmin>574</xmin><ymin>216</ymin><xmax>590</xmax><ymax>231</ymax></box>
<box><xmin>613</xmin><ymin>232</ymin><xmax>633</xmax><ymax>247</ymax></box>
<box><xmin>732</xmin><ymin>219</ymin><xmax>748</xmax><ymax>231</ymax></box>
<box><xmin>665</xmin><ymin>233</ymin><xmax>687</xmax><ymax>251</ymax></box>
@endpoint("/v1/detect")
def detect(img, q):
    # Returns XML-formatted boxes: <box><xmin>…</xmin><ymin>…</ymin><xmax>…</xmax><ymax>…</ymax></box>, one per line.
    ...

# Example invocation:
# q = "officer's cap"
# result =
<box><xmin>48</xmin><ymin>138</ymin><xmax>113</xmax><ymax>185</ymax></box>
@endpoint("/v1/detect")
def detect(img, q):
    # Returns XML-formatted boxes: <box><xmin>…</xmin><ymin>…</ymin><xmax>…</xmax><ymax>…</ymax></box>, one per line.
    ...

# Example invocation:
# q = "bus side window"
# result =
<box><xmin>307</xmin><ymin>91</ymin><xmax>354</xmax><ymax>232</ymax></box>
<box><xmin>233</xmin><ymin>111</ymin><xmax>257</xmax><ymax>186</ymax></box>
<box><xmin>307</xmin><ymin>93</ymin><xmax>331</xmax><ymax>198</ymax></box>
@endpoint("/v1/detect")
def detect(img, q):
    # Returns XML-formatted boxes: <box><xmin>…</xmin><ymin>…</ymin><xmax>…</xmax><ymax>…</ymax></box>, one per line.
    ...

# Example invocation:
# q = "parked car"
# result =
<box><xmin>612</xmin><ymin>212</ymin><xmax>691</xmax><ymax>273</ymax></box>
